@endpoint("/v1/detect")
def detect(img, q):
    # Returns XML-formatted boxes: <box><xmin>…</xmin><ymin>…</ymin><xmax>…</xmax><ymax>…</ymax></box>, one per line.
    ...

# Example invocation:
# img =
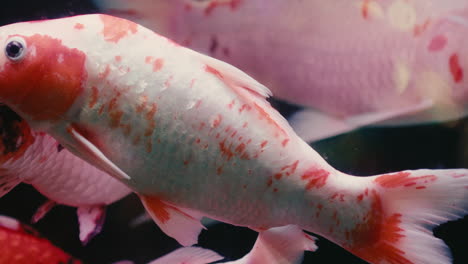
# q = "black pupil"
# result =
<box><xmin>6</xmin><ymin>41</ymin><xmax>23</xmax><ymax>58</ymax></box>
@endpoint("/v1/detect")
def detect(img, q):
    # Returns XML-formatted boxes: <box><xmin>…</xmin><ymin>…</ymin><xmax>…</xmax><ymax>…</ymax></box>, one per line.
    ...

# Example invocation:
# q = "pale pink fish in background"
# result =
<box><xmin>0</xmin><ymin>107</ymin><xmax>131</xmax><ymax>244</ymax></box>
<box><xmin>94</xmin><ymin>0</ymin><xmax>468</xmax><ymax>141</ymax></box>
<box><xmin>2</xmin><ymin>14</ymin><xmax>468</xmax><ymax>264</ymax></box>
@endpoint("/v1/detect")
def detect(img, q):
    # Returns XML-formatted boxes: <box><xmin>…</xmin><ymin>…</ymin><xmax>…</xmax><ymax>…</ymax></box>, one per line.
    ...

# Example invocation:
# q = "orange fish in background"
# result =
<box><xmin>95</xmin><ymin>0</ymin><xmax>468</xmax><ymax>142</ymax></box>
<box><xmin>1</xmin><ymin>14</ymin><xmax>468</xmax><ymax>264</ymax></box>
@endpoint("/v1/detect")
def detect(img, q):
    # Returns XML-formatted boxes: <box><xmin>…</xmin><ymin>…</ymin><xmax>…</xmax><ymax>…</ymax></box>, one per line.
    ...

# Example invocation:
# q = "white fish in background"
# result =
<box><xmin>0</xmin><ymin>106</ymin><xmax>131</xmax><ymax>244</ymax></box>
<box><xmin>0</xmin><ymin>14</ymin><xmax>468</xmax><ymax>264</ymax></box>
<box><xmin>94</xmin><ymin>0</ymin><xmax>468</xmax><ymax>141</ymax></box>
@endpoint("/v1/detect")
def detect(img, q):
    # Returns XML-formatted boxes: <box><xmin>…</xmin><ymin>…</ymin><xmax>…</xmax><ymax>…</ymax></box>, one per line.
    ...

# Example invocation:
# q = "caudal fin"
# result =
<box><xmin>345</xmin><ymin>169</ymin><xmax>468</xmax><ymax>264</ymax></box>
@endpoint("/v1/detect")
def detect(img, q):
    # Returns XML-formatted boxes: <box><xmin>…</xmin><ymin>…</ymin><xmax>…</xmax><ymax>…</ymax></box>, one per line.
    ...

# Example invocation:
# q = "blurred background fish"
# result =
<box><xmin>95</xmin><ymin>0</ymin><xmax>468</xmax><ymax>142</ymax></box>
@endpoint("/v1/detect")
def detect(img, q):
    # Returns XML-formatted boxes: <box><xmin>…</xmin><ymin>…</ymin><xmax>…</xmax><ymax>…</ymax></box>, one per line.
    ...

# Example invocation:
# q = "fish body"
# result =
<box><xmin>0</xmin><ymin>106</ymin><xmax>131</xmax><ymax>243</ymax></box>
<box><xmin>95</xmin><ymin>0</ymin><xmax>468</xmax><ymax>140</ymax></box>
<box><xmin>1</xmin><ymin>15</ymin><xmax>468</xmax><ymax>264</ymax></box>
<box><xmin>0</xmin><ymin>214</ymin><xmax>81</xmax><ymax>264</ymax></box>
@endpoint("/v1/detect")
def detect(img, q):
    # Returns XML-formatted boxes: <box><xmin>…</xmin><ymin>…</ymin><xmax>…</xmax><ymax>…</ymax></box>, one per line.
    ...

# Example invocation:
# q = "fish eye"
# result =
<box><xmin>4</xmin><ymin>37</ymin><xmax>27</xmax><ymax>61</ymax></box>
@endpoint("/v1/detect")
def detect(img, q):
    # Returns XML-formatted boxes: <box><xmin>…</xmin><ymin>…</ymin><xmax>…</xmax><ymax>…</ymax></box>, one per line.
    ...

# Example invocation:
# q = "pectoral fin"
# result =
<box><xmin>66</xmin><ymin>125</ymin><xmax>131</xmax><ymax>181</ymax></box>
<box><xmin>0</xmin><ymin>172</ymin><xmax>21</xmax><ymax>198</ymax></box>
<box><xmin>140</xmin><ymin>195</ymin><xmax>205</xmax><ymax>246</ymax></box>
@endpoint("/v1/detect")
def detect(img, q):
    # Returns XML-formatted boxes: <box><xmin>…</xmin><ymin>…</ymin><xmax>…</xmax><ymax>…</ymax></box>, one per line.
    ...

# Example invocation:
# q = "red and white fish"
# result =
<box><xmin>0</xmin><ymin>14</ymin><xmax>468</xmax><ymax>264</ymax></box>
<box><xmin>95</xmin><ymin>0</ymin><xmax>468</xmax><ymax>141</ymax></box>
<box><xmin>0</xmin><ymin>214</ymin><xmax>82</xmax><ymax>264</ymax></box>
<box><xmin>0</xmin><ymin>105</ymin><xmax>131</xmax><ymax>244</ymax></box>
<box><xmin>0</xmin><ymin>214</ymin><xmax>223</xmax><ymax>264</ymax></box>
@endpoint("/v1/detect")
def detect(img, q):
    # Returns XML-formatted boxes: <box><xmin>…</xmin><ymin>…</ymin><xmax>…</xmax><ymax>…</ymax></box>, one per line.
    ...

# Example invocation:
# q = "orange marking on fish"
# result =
<box><xmin>216</xmin><ymin>166</ymin><xmax>223</xmax><ymax>175</ymax></box>
<box><xmin>357</xmin><ymin>194</ymin><xmax>364</xmax><ymax>202</ymax></box>
<box><xmin>109</xmin><ymin>110</ymin><xmax>123</xmax><ymax>128</ymax></box>
<box><xmin>375</xmin><ymin>171</ymin><xmax>437</xmax><ymax>189</ymax></box>
<box><xmin>153</xmin><ymin>58</ymin><xmax>164</xmax><ymax>72</ymax></box>
<box><xmin>260</xmin><ymin>140</ymin><xmax>268</xmax><ymax>148</ymax></box>
<box><xmin>114</xmin><ymin>55</ymin><xmax>122</xmax><ymax>62</ymax></box>
<box><xmin>345</xmin><ymin>191</ymin><xmax>411</xmax><ymax>264</ymax></box>
<box><xmin>266</xmin><ymin>176</ymin><xmax>273</xmax><ymax>187</ymax></box>
<box><xmin>145</xmin><ymin>56</ymin><xmax>153</xmax><ymax>64</ymax></box>
<box><xmin>205</xmin><ymin>0</ymin><xmax>242</xmax><ymax>16</ymax></box>
<box><xmin>239</xmin><ymin>104</ymin><xmax>251</xmax><ymax>113</ymax></box>
<box><xmin>100</xmin><ymin>14</ymin><xmax>138</xmax><ymax>43</ymax></box>
<box><xmin>74</xmin><ymin>23</ymin><xmax>84</xmax><ymax>30</ymax></box>
<box><xmin>449</xmin><ymin>53</ymin><xmax>463</xmax><ymax>83</ymax></box>
<box><xmin>212</xmin><ymin>114</ymin><xmax>222</xmax><ymax>128</ymax></box>
<box><xmin>253</xmin><ymin>103</ymin><xmax>287</xmax><ymax>136</ymax></box>
<box><xmin>281</xmin><ymin>138</ymin><xmax>290</xmax><ymax>147</ymax></box>
<box><xmin>88</xmin><ymin>86</ymin><xmax>99</xmax><ymax>108</ymax></box>
<box><xmin>242</xmin><ymin>122</ymin><xmax>248</xmax><ymax>128</ymax></box>
<box><xmin>302</xmin><ymin>168</ymin><xmax>329</xmax><ymax>190</ymax></box>
<box><xmin>361</xmin><ymin>0</ymin><xmax>370</xmax><ymax>19</ymax></box>
<box><xmin>140</xmin><ymin>196</ymin><xmax>171</xmax><ymax>224</ymax></box>
<box><xmin>0</xmin><ymin>34</ymin><xmax>86</xmax><ymax>122</ymax></box>
<box><xmin>413</xmin><ymin>19</ymin><xmax>431</xmax><ymax>37</ymax></box>
<box><xmin>164</xmin><ymin>76</ymin><xmax>173</xmax><ymax>88</ymax></box>
<box><xmin>280</xmin><ymin>160</ymin><xmax>299</xmax><ymax>176</ymax></box>
<box><xmin>428</xmin><ymin>35</ymin><xmax>447</xmax><ymax>52</ymax></box>
<box><xmin>99</xmin><ymin>65</ymin><xmax>111</xmax><ymax>80</ymax></box>
<box><xmin>219</xmin><ymin>139</ymin><xmax>234</xmax><ymax>160</ymax></box>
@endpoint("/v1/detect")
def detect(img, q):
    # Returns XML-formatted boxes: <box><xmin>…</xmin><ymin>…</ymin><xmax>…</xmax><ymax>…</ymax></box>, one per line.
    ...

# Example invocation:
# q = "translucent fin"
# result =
<box><xmin>0</xmin><ymin>172</ymin><xmax>21</xmax><ymax>198</ymax></box>
<box><xmin>148</xmin><ymin>247</ymin><xmax>224</xmax><ymax>264</ymax></box>
<box><xmin>345</xmin><ymin>168</ymin><xmax>468</xmax><ymax>264</ymax></box>
<box><xmin>66</xmin><ymin>125</ymin><xmax>131</xmax><ymax>181</ymax></box>
<box><xmin>31</xmin><ymin>200</ymin><xmax>57</xmax><ymax>223</ymax></box>
<box><xmin>227</xmin><ymin>225</ymin><xmax>317</xmax><ymax>264</ymax></box>
<box><xmin>140</xmin><ymin>195</ymin><xmax>205</xmax><ymax>246</ymax></box>
<box><xmin>290</xmin><ymin>100</ymin><xmax>433</xmax><ymax>142</ymax></box>
<box><xmin>77</xmin><ymin>205</ymin><xmax>106</xmax><ymax>245</ymax></box>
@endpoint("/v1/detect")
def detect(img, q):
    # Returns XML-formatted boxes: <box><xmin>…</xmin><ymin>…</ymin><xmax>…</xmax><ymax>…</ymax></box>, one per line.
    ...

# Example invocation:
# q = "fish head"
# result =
<box><xmin>0</xmin><ymin>19</ymin><xmax>88</xmax><ymax>129</ymax></box>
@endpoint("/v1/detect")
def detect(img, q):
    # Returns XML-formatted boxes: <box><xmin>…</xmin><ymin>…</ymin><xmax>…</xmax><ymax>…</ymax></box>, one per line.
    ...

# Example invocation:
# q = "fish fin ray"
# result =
<box><xmin>0</xmin><ymin>172</ymin><xmax>20</xmax><ymax>198</ymax></box>
<box><xmin>77</xmin><ymin>205</ymin><xmax>106</xmax><ymax>245</ymax></box>
<box><xmin>345</xmin><ymin>169</ymin><xmax>468</xmax><ymax>264</ymax></box>
<box><xmin>231</xmin><ymin>225</ymin><xmax>317</xmax><ymax>264</ymax></box>
<box><xmin>31</xmin><ymin>200</ymin><xmax>57</xmax><ymax>223</ymax></box>
<box><xmin>148</xmin><ymin>246</ymin><xmax>223</xmax><ymax>264</ymax></box>
<box><xmin>66</xmin><ymin>125</ymin><xmax>131</xmax><ymax>181</ymax></box>
<box><xmin>197</xmin><ymin>52</ymin><xmax>272</xmax><ymax>98</ymax></box>
<box><xmin>140</xmin><ymin>195</ymin><xmax>205</xmax><ymax>246</ymax></box>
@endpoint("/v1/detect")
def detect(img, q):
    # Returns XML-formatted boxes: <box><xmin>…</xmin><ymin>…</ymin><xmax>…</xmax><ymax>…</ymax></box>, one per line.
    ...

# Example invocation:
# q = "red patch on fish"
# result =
<box><xmin>413</xmin><ymin>19</ymin><xmax>431</xmax><ymax>37</ymax></box>
<box><xmin>375</xmin><ymin>171</ymin><xmax>437</xmax><ymax>189</ymax></box>
<box><xmin>449</xmin><ymin>53</ymin><xmax>463</xmax><ymax>83</ymax></box>
<box><xmin>0</xmin><ymin>217</ymin><xmax>81</xmax><ymax>263</ymax></box>
<box><xmin>205</xmin><ymin>0</ymin><xmax>242</xmax><ymax>16</ymax></box>
<box><xmin>427</xmin><ymin>35</ymin><xmax>447</xmax><ymax>52</ymax></box>
<box><xmin>153</xmin><ymin>58</ymin><xmax>164</xmax><ymax>72</ymax></box>
<box><xmin>302</xmin><ymin>168</ymin><xmax>329</xmax><ymax>189</ymax></box>
<box><xmin>100</xmin><ymin>14</ymin><xmax>138</xmax><ymax>43</ymax></box>
<box><xmin>88</xmin><ymin>86</ymin><xmax>99</xmax><ymax>108</ymax></box>
<box><xmin>0</xmin><ymin>34</ymin><xmax>86</xmax><ymax>122</ymax></box>
<box><xmin>74</xmin><ymin>23</ymin><xmax>84</xmax><ymax>30</ymax></box>
<box><xmin>361</xmin><ymin>0</ymin><xmax>370</xmax><ymax>19</ymax></box>
<box><xmin>211</xmin><ymin>114</ymin><xmax>223</xmax><ymax>128</ymax></box>
<box><xmin>345</xmin><ymin>191</ymin><xmax>411</xmax><ymax>264</ymax></box>
<box><xmin>140</xmin><ymin>196</ymin><xmax>171</xmax><ymax>223</ymax></box>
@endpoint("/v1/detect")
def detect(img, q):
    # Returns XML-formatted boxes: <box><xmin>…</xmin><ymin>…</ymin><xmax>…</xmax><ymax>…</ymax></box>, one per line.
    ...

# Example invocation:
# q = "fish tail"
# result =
<box><xmin>342</xmin><ymin>169</ymin><xmax>468</xmax><ymax>264</ymax></box>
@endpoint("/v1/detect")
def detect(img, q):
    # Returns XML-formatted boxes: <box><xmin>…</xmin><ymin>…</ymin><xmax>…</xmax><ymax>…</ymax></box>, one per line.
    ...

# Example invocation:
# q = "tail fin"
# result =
<box><xmin>345</xmin><ymin>169</ymin><xmax>468</xmax><ymax>264</ymax></box>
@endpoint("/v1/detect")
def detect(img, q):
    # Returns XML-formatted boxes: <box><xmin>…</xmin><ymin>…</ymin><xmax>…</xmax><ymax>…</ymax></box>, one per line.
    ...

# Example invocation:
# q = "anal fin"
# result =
<box><xmin>140</xmin><ymin>195</ymin><xmax>205</xmax><ymax>246</ymax></box>
<box><xmin>77</xmin><ymin>205</ymin><xmax>106</xmax><ymax>245</ymax></box>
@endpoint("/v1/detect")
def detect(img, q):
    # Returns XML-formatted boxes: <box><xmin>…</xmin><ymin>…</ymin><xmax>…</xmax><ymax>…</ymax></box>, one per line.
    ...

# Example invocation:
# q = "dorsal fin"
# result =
<box><xmin>194</xmin><ymin>51</ymin><xmax>294</xmax><ymax>138</ymax></box>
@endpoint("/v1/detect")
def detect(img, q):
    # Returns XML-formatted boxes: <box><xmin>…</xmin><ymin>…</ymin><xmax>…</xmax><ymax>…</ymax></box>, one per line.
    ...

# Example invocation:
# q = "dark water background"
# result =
<box><xmin>0</xmin><ymin>1</ymin><xmax>467</xmax><ymax>263</ymax></box>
